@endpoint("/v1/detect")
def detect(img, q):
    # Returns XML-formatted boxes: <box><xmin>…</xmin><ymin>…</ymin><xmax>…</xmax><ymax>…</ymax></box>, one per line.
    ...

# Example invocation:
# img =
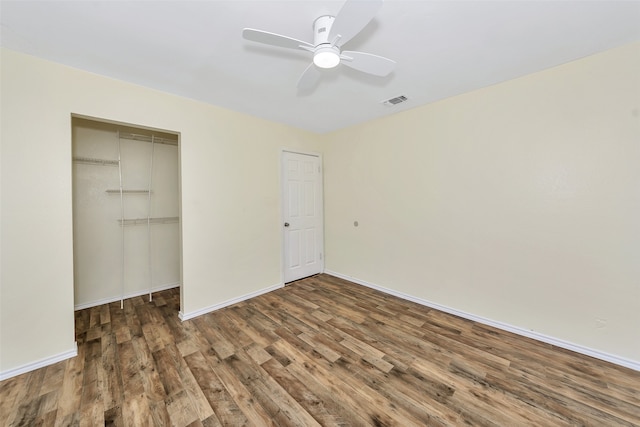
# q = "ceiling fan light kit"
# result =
<box><xmin>313</xmin><ymin>47</ymin><xmax>340</xmax><ymax>69</ymax></box>
<box><xmin>242</xmin><ymin>0</ymin><xmax>395</xmax><ymax>90</ymax></box>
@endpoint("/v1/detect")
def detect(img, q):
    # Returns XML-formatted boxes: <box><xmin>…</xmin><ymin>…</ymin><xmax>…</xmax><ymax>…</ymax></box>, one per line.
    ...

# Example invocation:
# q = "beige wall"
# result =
<box><xmin>324</xmin><ymin>42</ymin><xmax>640</xmax><ymax>363</ymax></box>
<box><xmin>2</xmin><ymin>42</ymin><xmax>639</xmax><ymax>375</ymax></box>
<box><xmin>0</xmin><ymin>48</ymin><xmax>322</xmax><ymax>374</ymax></box>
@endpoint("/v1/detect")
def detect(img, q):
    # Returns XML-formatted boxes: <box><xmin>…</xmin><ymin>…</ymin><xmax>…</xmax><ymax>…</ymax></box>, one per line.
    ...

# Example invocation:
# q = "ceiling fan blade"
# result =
<box><xmin>297</xmin><ymin>63</ymin><xmax>322</xmax><ymax>90</ymax></box>
<box><xmin>341</xmin><ymin>51</ymin><xmax>396</xmax><ymax>76</ymax></box>
<box><xmin>328</xmin><ymin>0</ymin><xmax>383</xmax><ymax>47</ymax></box>
<box><xmin>243</xmin><ymin>28</ymin><xmax>314</xmax><ymax>50</ymax></box>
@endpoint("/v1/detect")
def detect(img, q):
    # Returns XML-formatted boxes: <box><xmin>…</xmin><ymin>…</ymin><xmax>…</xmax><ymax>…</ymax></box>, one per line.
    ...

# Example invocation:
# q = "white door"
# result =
<box><xmin>282</xmin><ymin>151</ymin><xmax>323</xmax><ymax>283</ymax></box>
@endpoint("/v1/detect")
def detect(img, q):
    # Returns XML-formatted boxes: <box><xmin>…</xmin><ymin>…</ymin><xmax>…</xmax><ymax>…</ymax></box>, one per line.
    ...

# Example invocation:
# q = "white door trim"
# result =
<box><xmin>280</xmin><ymin>148</ymin><xmax>324</xmax><ymax>284</ymax></box>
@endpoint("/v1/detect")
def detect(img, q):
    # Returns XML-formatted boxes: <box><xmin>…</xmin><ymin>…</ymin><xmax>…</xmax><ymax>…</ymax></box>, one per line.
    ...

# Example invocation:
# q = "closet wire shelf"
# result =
<box><xmin>73</xmin><ymin>156</ymin><xmax>119</xmax><ymax>166</ymax></box>
<box><xmin>118</xmin><ymin>217</ymin><xmax>179</xmax><ymax>227</ymax></box>
<box><xmin>106</xmin><ymin>189</ymin><xmax>151</xmax><ymax>194</ymax></box>
<box><xmin>119</xmin><ymin>132</ymin><xmax>178</xmax><ymax>146</ymax></box>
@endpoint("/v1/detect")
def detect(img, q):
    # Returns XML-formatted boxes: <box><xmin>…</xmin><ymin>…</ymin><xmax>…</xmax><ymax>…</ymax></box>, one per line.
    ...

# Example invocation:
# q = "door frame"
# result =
<box><xmin>280</xmin><ymin>148</ymin><xmax>325</xmax><ymax>285</ymax></box>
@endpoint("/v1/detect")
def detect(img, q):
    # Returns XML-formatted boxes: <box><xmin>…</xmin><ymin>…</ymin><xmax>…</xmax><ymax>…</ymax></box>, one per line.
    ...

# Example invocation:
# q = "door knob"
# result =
<box><xmin>284</xmin><ymin>222</ymin><xmax>290</xmax><ymax>227</ymax></box>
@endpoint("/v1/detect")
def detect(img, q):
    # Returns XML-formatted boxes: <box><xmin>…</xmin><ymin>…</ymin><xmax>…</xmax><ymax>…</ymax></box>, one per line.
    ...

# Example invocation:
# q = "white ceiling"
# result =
<box><xmin>2</xmin><ymin>0</ymin><xmax>639</xmax><ymax>133</ymax></box>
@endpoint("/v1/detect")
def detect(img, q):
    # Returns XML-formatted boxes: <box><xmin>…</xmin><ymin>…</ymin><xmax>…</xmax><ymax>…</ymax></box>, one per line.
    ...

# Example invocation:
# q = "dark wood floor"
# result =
<box><xmin>1</xmin><ymin>274</ymin><xmax>639</xmax><ymax>426</ymax></box>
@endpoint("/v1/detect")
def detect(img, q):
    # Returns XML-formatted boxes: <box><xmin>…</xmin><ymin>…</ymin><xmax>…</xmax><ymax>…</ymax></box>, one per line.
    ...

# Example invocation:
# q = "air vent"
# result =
<box><xmin>382</xmin><ymin>95</ymin><xmax>408</xmax><ymax>106</ymax></box>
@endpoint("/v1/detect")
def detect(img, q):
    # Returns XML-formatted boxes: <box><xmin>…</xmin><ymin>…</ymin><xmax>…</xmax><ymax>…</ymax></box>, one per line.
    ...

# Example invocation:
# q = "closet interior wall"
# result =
<box><xmin>72</xmin><ymin>118</ymin><xmax>180</xmax><ymax>309</ymax></box>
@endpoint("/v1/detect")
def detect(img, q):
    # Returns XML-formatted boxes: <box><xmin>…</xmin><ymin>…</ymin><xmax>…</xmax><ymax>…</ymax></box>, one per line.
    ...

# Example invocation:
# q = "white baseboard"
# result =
<box><xmin>0</xmin><ymin>342</ymin><xmax>78</xmax><ymax>381</ymax></box>
<box><xmin>324</xmin><ymin>270</ymin><xmax>640</xmax><ymax>372</ymax></box>
<box><xmin>74</xmin><ymin>282</ymin><xmax>181</xmax><ymax>311</ymax></box>
<box><xmin>179</xmin><ymin>282</ymin><xmax>283</xmax><ymax>321</ymax></box>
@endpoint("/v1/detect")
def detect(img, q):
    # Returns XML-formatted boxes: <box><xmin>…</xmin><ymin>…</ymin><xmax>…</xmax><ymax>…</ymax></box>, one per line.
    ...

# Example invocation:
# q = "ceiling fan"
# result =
<box><xmin>242</xmin><ymin>0</ymin><xmax>395</xmax><ymax>90</ymax></box>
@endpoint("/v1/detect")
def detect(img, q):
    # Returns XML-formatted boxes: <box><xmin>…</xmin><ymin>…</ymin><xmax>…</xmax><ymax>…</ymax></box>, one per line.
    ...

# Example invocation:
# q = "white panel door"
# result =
<box><xmin>282</xmin><ymin>151</ymin><xmax>323</xmax><ymax>283</ymax></box>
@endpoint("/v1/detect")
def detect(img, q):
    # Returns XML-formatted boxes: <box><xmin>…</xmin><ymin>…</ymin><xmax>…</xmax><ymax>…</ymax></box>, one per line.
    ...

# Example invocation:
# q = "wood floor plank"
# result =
<box><xmin>288</xmin><ymin>285</ymin><xmax>368</xmax><ymax>324</ymax></box>
<box><xmin>317</xmin><ymin>331</ymin><xmax>459</xmax><ymax>426</ymax></box>
<box><xmin>225</xmin><ymin>357</ymin><xmax>301</xmax><ymax>426</ymax></box>
<box><xmin>271</xmin><ymin>335</ymin><xmax>428</xmax><ymax>426</ymax></box>
<box><xmin>265</xmin><ymin>342</ymin><xmax>372</xmax><ymax>426</ymax></box>
<box><xmin>54</xmin><ymin>343</ymin><xmax>85</xmax><ymax>426</ymax></box>
<box><xmin>183</xmin><ymin>351</ymin><xmax>248</xmax><ymax>426</ymax></box>
<box><xmin>214</xmin><ymin>312</ymin><xmax>255</xmax><ymax>350</ymax></box>
<box><xmin>260</xmin><ymin>357</ymin><xmax>346</xmax><ymax>426</ymax></box>
<box><xmin>232</xmin><ymin>303</ymin><xmax>282</xmax><ymax>346</ymax></box>
<box><xmin>2</xmin><ymin>274</ymin><xmax>639</xmax><ymax>427</ymax></box>
<box><xmin>38</xmin><ymin>361</ymin><xmax>67</xmax><ymax>398</ymax></box>
<box><xmin>131</xmin><ymin>335</ymin><xmax>166</xmax><ymax>403</ymax></box>
<box><xmin>252</xmin><ymin>294</ymin><xmax>321</xmax><ymax>338</ymax></box>
<box><xmin>103</xmin><ymin>405</ymin><xmax>122</xmax><ymax>427</ymax></box>
<box><xmin>164</xmin><ymin>389</ymin><xmax>199</xmax><ymax>427</ymax></box>
<box><xmin>193</xmin><ymin>316</ymin><xmax>236</xmax><ymax>360</ymax></box>
<box><xmin>100</xmin><ymin>331</ymin><xmax>124</xmax><ymax>412</ymax></box>
<box><xmin>164</xmin><ymin>305</ymin><xmax>211</xmax><ymax>358</ymax></box>
<box><xmin>200</xmin><ymin>414</ymin><xmax>223</xmax><ymax>427</ymax></box>
<box><xmin>201</xmin><ymin>349</ymin><xmax>276</xmax><ymax>426</ymax></box>
<box><xmin>165</xmin><ymin>343</ymin><xmax>215</xmax><ymax>421</ymax></box>
<box><xmin>0</xmin><ymin>375</ymin><xmax>27</xmax><ymax>425</ymax></box>
<box><xmin>33</xmin><ymin>407</ymin><xmax>58</xmax><ymax>427</ymax></box>
<box><xmin>148</xmin><ymin>399</ymin><xmax>172</xmax><ymax>426</ymax></box>
<box><xmin>123</xmin><ymin>298</ymin><xmax>143</xmax><ymax>340</ymax></box>
<box><xmin>116</xmin><ymin>340</ymin><xmax>144</xmax><ymax>399</ymax></box>
<box><xmin>153</xmin><ymin>346</ymin><xmax>185</xmax><ymax>397</ymax></box>
<box><xmin>79</xmin><ymin>339</ymin><xmax>104</xmax><ymax>427</ymax></box>
<box><xmin>298</xmin><ymin>332</ymin><xmax>342</xmax><ymax>363</ymax></box>
<box><xmin>54</xmin><ymin>412</ymin><xmax>80</xmax><ymax>427</ymax></box>
<box><xmin>233</xmin><ymin>346</ymin><xmax>322</xmax><ymax>427</ymax></box>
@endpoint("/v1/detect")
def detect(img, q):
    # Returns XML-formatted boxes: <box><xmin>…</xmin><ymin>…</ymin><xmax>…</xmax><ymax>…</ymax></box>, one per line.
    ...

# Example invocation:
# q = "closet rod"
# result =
<box><xmin>119</xmin><ymin>132</ymin><xmax>178</xmax><ymax>146</ymax></box>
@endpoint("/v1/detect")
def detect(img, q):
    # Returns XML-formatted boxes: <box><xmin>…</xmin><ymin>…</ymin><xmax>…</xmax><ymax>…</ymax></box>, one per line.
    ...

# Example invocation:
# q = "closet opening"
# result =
<box><xmin>71</xmin><ymin>116</ymin><xmax>181</xmax><ymax>316</ymax></box>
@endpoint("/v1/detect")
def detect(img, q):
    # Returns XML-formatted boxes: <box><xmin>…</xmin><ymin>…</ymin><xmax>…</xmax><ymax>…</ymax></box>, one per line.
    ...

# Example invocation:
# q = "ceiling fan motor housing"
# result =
<box><xmin>313</xmin><ymin>15</ymin><xmax>336</xmax><ymax>46</ymax></box>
